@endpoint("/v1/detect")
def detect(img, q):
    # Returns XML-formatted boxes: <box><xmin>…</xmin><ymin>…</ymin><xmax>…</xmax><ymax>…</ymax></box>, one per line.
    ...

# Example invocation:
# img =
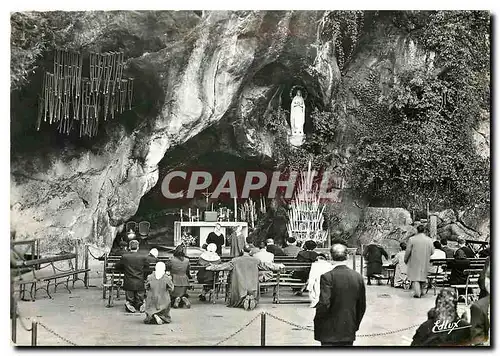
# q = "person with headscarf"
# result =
<box><xmin>143</xmin><ymin>262</ymin><xmax>175</xmax><ymax>325</ymax></box>
<box><xmin>411</xmin><ymin>288</ymin><xmax>471</xmax><ymax>346</ymax></box>
<box><xmin>197</xmin><ymin>243</ymin><xmax>221</xmax><ymax>302</ymax></box>
<box><xmin>230</xmin><ymin>225</ymin><xmax>246</xmax><ymax>258</ymax></box>
<box><xmin>206</xmin><ymin>245</ymin><xmax>284</xmax><ymax>310</ymax></box>
<box><xmin>167</xmin><ymin>245</ymin><xmax>191</xmax><ymax>309</ymax></box>
<box><xmin>363</xmin><ymin>242</ymin><xmax>389</xmax><ymax>286</ymax></box>
<box><xmin>391</xmin><ymin>242</ymin><xmax>408</xmax><ymax>288</ymax></box>
<box><xmin>144</xmin><ymin>248</ymin><xmax>159</xmax><ymax>280</ymax></box>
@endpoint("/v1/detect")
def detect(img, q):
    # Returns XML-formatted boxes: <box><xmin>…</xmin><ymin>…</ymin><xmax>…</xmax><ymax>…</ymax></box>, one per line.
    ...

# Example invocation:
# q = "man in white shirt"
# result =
<box><xmin>429</xmin><ymin>240</ymin><xmax>446</xmax><ymax>274</ymax></box>
<box><xmin>307</xmin><ymin>253</ymin><xmax>334</xmax><ymax>307</ymax></box>
<box><xmin>253</xmin><ymin>242</ymin><xmax>274</xmax><ymax>282</ymax></box>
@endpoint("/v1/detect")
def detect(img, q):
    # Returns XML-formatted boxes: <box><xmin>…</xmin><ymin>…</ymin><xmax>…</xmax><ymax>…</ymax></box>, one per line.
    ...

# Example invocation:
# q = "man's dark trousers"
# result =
<box><xmin>125</xmin><ymin>290</ymin><xmax>145</xmax><ymax>309</ymax></box>
<box><xmin>321</xmin><ymin>341</ymin><xmax>354</xmax><ymax>346</ymax></box>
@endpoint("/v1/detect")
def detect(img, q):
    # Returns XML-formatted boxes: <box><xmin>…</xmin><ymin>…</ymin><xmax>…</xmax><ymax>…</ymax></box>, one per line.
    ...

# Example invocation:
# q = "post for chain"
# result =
<box><xmin>84</xmin><ymin>244</ymin><xmax>89</xmax><ymax>287</ymax></box>
<box><xmin>31</xmin><ymin>320</ymin><xmax>37</xmax><ymax>346</ymax></box>
<box><xmin>352</xmin><ymin>250</ymin><xmax>356</xmax><ymax>271</ymax></box>
<box><xmin>260</xmin><ymin>312</ymin><xmax>266</xmax><ymax>346</ymax></box>
<box><xmin>360</xmin><ymin>244</ymin><xmax>364</xmax><ymax>278</ymax></box>
<box><xmin>11</xmin><ymin>297</ymin><xmax>17</xmax><ymax>344</ymax></box>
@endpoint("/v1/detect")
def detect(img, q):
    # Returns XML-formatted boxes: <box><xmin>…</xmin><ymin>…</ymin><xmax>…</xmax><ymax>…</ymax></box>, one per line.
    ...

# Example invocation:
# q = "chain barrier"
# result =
<box><xmin>213</xmin><ymin>312</ymin><xmax>261</xmax><ymax>346</ymax></box>
<box><xmin>87</xmin><ymin>247</ymin><xmax>103</xmax><ymax>261</ymax></box>
<box><xmin>52</xmin><ymin>264</ymin><xmax>73</xmax><ymax>273</ymax></box>
<box><xmin>16</xmin><ymin>306</ymin><xmax>33</xmax><ymax>332</ymax></box>
<box><xmin>15</xmin><ymin>304</ymin><xmax>78</xmax><ymax>346</ymax></box>
<box><xmin>265</xmin><ymin>311</ymin><xmax>419</xmax><ymax>337</ymax></box>
<box><xmin>357</xmin><ymin>323</ymin><xmax>420</xmax><ymax>337</ymax></box>
<box><xmin>38</xmin><ymin>321</ymin><xmax>78</xmax><ymax>346</ymax></box>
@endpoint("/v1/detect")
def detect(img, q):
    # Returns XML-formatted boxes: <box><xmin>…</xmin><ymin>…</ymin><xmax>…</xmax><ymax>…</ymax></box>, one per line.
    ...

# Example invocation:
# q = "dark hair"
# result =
<box><xmin>457</xmin><ymin>237</ymin><xmax>466</xmax><ymax>245</ymax></box>
<box><xmin>417</xmin><ymin>225</ymin><xmax>425</xmax><ymax>233</ymax></box>
<box><xmin>243</xmin><ymin>245</ymin><xmax>251</xmax><ymax>253</ymax></box>
<box><xmin>246</xmin><ymin>236</ymin><xmax>253</xmax><ymax>244</ymax></box>
<box><xmin>433</xmin><ymin>241</ymin><xmax>442</xmax><ymax>249</ymax></box>
<box><xmin>304</xmin><ymin>240</ymin><xmax>317</xmax><ymax>251</ymax></box>
<box><xmin>427</xmin><ymin>308</ymin><xmax>436</xmax><ymax>320</ymax></box>
<box><xmin>440</xmin><ymin>238</ymin><xmax>448</xmax><ymax>246</ymax></box>
<box><xmin>287</xmin><ymin>237</ymin><xmax>296</xmax><ymax>244</ymax></box>
<box><xmin>317</xmin><ymin>253</ymin><xmax>327</xmax><ymax>260</ymax></box>
<box><xmin>173</xmin><ymin>245</ymin><xmax>186</xmax><ymax>260</ymax></box>
<box><xmin>202</xmin><ymin>243</ymin><xmax>208</xmax><ymax>250</ymax></box>
<box><xmin>330</xmin><ymin>244</ymin><xmax>348</xmax><ymax>261</ymax></box>
<box><xmin>259</xmin><ymin>241</ymin><xmax>266</xmax><ymax>249</ymax></box>
<box><xmin>400</xmin><ymin>242</ymin><xmax>407</xmax><ymax>251</ymax></box>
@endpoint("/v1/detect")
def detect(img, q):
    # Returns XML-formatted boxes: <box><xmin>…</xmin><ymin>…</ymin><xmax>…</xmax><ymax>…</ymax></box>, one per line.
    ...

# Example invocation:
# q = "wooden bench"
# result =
<box><xmin>451</xmin><ymin>269</ymin><xmax>483</xmax><ymax>306</ymax></box>
<box><xmin>273</xmin><ymin>263</ymin><xmax>313</xmax><ymax>304</ymax></box>
<box><xmin>12</xmin><ymin>252</ymin><xmax>90</xmax><ymax>301</ymax></box>
<box><xmin>427</xmin><ymin>258</ymin><xmax>486</xmax><ymax>297</ymax></box>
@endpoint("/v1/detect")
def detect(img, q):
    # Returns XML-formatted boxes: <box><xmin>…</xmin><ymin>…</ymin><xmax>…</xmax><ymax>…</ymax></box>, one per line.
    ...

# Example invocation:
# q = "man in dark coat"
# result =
<box><xmin>470</xmin><ymin>262</ymin><xmax>490</xmax><ymax>345</ymax></box>
<box><xmin>265</xmin><ymin>238</ymin><xmax>285</xmax><ymax>256</ymax></box>
<box><xmin>454</xmin><ymin>238</ymin><xmax>475</xmax><ymax>259</ymax></box>
<box><xmin>115</xmin><ymin>240</ymin><xmax>149</xmax><ymax>313</ymax></box>
<box><xmin>314</xmin><ymin>243</ymin><xmax>366</xmax><ymax>346</ymax></box>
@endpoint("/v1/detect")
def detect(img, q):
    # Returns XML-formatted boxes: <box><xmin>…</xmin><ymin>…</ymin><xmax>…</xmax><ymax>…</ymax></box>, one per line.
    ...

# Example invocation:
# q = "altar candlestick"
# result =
<box><xmin>211</xmin><ymin>203</ymin><xmax>214</xmax><ymax>211</ymax></box>
<box><xmin>234</xmin><ymin>197</ymin><xmax>237</xmax><ymax>222</ymax></box>
<box><xmin>180</xmin><ymin>209</ymin><xmax>183</xmax><ymax>222</ymax></box>
<box><xmin>196</xmin><ymin>209</ymin><xmax>199</xmax><ymax>221</ymax></box>
<box><xmin>188</xmin><ymin>208</ymin><xmax>191</xmax><ymax>221</ymax></box>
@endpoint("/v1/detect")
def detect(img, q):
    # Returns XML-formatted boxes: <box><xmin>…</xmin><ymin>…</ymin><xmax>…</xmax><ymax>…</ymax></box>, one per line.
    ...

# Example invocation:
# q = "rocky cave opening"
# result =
<box><xmin>128</xmin><ymin>123</ymin><xmax>277</xmax><ymax>247</ymax></box>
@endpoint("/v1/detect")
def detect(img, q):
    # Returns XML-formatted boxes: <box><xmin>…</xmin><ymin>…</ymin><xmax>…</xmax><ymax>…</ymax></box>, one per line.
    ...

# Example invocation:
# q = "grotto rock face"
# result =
<box><xmin>353</xmin><ymin>208</ymin><xmax>416</xmax><ymax>256</ymax></box>
<box><xmin>10</xmin><ymin>10</ymin><xmax>329</xmax><ymax>251</ymax></box>
<box><xmin>10</xmin><ymin>11</ymin><xmax>490</xmax><ymax>252</ymax></box>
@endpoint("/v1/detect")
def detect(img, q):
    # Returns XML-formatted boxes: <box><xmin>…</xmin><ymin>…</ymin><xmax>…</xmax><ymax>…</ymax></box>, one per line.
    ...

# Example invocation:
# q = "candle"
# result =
<box><xmin>188</xmin><ymin>208</ymin><xmax>191</xmax><ymax>221</ymax></box>
<box><xmin>211</xmin><ymin>203</ymin><xmax>214</xmax><ymax>211</ymax></box>
<box><xmin>234</xmin><ymin>197</ymin><xmax>237</xmax><ymax>222</ymax></box>
<box><xmin>196</xmin><ymin>209</ymin><xmax>199</xmax><ymax>221</ymax></box>
<box><xmin>180</xmin><ymin>209</ymin><xmax>183</xmax><ymax>222</ymax></box>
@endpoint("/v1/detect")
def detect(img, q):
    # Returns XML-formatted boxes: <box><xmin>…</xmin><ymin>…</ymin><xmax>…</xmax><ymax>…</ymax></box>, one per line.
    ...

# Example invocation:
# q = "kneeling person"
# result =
<box><xmin>207</xmin><ymin>245</ymin><xmax>284</xmax><ymax>310</ymax></box>
<box><xmin>115</xmin><ymin>240</ymin><xmax>149</xmax><ymax>313</ymax></box>
<box><xmin>144</xmin><ymin>262</ymin><xmax>174</xmax><ymax>325</ymax></box>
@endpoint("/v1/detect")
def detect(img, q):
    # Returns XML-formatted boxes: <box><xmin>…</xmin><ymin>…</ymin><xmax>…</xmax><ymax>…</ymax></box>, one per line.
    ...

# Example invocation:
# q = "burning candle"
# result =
<box><xmin>234</xmin><ymin>197</ymin><xmax>237</xmax><ymax>222</ymax></box>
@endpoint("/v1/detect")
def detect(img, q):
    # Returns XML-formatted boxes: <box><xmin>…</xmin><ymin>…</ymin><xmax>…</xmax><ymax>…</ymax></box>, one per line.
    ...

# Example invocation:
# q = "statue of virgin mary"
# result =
<box><xmin>290</xmin><ymin>90</ymin><xmax>305</xmax><ymax>136</ymax></box>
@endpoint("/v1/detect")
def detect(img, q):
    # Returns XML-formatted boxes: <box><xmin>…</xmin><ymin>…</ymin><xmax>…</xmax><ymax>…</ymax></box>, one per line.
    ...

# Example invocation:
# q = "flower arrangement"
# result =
<box><xmin>181</xmin><ymin>231</ymin><xmax>197</xmax><ymax>246</ymax></box>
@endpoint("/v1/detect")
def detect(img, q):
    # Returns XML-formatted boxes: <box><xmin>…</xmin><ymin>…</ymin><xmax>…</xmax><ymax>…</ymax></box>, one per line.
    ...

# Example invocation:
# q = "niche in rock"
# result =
<box><xmin>251</xmin><ymin>62</ymin><xmax>324</xmax><ymax>136</ymax></box>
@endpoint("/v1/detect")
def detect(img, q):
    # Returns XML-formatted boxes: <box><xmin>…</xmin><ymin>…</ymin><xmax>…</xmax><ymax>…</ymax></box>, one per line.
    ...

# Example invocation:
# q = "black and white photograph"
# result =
<box><xmin>8</xmin><ymin>6</ymin><xmax>491</xmax><ymax>347</ymax></box>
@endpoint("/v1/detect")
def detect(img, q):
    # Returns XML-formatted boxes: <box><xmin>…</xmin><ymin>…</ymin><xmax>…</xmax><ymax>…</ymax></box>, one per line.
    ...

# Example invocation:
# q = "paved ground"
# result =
<box><xmin>12</xmin><ymin>255</ymin><xmax>467</xmax><ymax>347</ymax></box>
